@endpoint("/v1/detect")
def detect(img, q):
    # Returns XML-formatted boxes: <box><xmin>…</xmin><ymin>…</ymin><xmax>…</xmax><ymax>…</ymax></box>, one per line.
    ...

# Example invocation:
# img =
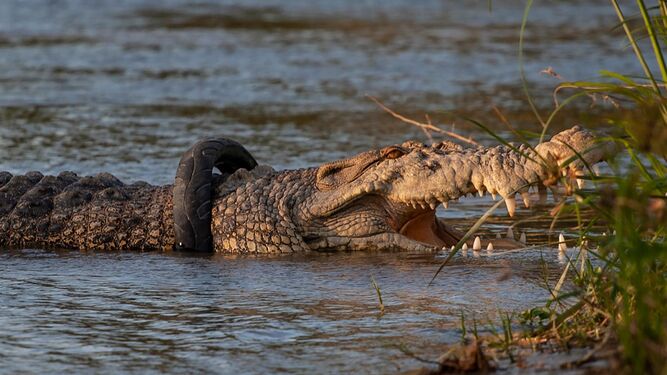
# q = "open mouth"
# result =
<box><xmin>399</xmin><ymin>210</ymin><xmax>462</xmax><ymax>248</ymax></box>
<box><xmin>390</xmin><ymin>199</ymin><xmax>524</xmax><ymax>250</ymax></box>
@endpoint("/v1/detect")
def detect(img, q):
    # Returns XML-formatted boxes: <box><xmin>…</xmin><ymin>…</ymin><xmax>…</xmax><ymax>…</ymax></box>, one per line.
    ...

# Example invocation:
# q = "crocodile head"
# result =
<box><xmin>295</xmin><ymin>126</ymin><xmax>612</xmax><ymax>252</ymax></box>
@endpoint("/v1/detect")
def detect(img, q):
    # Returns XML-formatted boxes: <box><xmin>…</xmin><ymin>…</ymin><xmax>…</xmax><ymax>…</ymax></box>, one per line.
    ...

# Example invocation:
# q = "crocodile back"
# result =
<box><xmin>0</xmin><ymin>171</ymin><xmax>175</xmax><ymax>251</ymax></box>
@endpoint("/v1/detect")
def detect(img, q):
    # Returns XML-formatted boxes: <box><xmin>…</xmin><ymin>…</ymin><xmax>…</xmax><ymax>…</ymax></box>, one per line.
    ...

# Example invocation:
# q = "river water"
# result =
<box><xmin>0</xmin><ymin>0</ymin><xmax>632</xmax><ymax>373</ymax></box>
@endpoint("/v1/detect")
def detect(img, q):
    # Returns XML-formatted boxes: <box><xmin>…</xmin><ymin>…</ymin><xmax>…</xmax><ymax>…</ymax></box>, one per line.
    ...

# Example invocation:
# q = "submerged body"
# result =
<box><xmin>0</xmin><ymin>126</ymin><xmax>611</xmax><ymax>253</ymax></box>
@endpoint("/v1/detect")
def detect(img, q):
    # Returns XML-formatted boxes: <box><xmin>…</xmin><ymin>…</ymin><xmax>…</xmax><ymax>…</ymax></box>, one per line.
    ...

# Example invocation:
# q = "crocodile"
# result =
<box><xmin>0</xmin><ymin>126</ymin><xmax>612</xmax><ymax>253</ymax></box>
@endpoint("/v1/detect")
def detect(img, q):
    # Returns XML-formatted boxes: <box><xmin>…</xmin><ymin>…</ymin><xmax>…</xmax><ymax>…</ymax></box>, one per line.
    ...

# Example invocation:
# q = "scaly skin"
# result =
<box><xmin>0</xmin><ymin>126</ymin><xmax>612</xmax><ymax>253</ymax></box>
<box><xmin>0</xmin><ymin>171</ymin><xmax>174</xmax><ymax>250</ymax></box>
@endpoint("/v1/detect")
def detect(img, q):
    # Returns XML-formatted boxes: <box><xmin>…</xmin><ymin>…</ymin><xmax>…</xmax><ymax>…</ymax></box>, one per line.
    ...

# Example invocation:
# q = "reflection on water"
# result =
<box><xmin>0</xmin><ymin>249</ymin><xmax>567</xmax><ymax>374</ymax></box>
<box><xmin>0</xmin><ymin>0</ymin><xmax>629</xmax><ymax>373</ymax></box>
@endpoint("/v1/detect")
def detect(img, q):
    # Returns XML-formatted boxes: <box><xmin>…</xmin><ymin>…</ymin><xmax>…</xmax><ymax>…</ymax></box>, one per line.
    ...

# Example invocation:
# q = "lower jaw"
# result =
<box><xmin>308</xmin><ymin>230</ymin><xmax>522</xmax><ymax>252</ymax></box>
<box><xmin>306</xmin><ymin>212</ymin><xmax>523</xmax><ymax>251</ymax></box>
<box><xmin>307</xmin><ymin>233</ymin><xmax>438</xmax><ymax>252</ymax></box>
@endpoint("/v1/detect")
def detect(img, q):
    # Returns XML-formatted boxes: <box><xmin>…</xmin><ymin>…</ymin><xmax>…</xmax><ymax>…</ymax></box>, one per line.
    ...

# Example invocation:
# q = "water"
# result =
<box><xmin>0</xmin><ymin>0</ymin><xmax>633</xmax><ymax>181</ymax></box>
<box><xmin>0</xmin><ymin>0</ymin><xmax>631</xmax><ymax>373</ymax></box>
<box><xmin>1</xmin><ymin>249</ymin><xmax>568</xmax><ymax>374</ymax></box>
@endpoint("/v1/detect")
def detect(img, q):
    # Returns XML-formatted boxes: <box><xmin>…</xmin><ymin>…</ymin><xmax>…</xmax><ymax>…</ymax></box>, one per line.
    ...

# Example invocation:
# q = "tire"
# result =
<box><xmin>173</xmin><ymin>137</ymin><xmax>257</xmax><ymax>252</ymax></box>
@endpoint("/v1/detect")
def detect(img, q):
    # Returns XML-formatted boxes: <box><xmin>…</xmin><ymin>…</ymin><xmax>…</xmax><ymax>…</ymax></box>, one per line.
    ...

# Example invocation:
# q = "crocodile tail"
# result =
<box><xmin>173</xmin><ymin>137</ymin><xmax>258</xmax><ymax>252</ymax></box>
<box><xmin>0</xmin><ymin>170</ymin><xmax>133</xmax><ymax>248</ymax></box>
<box><xmin>1</xmin><ymin>172</ymin><xmax>51</xmax><ymax>247</ymax></box>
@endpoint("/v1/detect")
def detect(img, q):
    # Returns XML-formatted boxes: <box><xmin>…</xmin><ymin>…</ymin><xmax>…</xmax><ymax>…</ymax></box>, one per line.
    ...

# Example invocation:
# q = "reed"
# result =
<box><xmin>531</xmin><ymin>1</ymin><xmax>666</xmax><ymax>372</ymax></box>
<box><xmin>511</xmin><ymin>1</ymin><xmax>666</xmax><ymax>372</ymax></box>
<box><xmin>370</xmin><ymin>276</ymin><xmax>385</xmax><ymax>314</ymax></box>
<box><xmin>427</xmin><ymin>1</ymin><xmax>667</xmax><ymax>372</ymax></box>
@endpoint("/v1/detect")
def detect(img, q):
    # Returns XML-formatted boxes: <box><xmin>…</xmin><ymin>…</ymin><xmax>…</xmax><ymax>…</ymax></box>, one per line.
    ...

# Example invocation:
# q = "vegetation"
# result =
<box><xmin>532</xmin><ymin>1</ymin><xmax>666</xmax><ymax>372</ymax></box>
<box><xmin>425</xmin><ymin>1</ymin><xmax>667</xmax><ymax>373</ymax></box>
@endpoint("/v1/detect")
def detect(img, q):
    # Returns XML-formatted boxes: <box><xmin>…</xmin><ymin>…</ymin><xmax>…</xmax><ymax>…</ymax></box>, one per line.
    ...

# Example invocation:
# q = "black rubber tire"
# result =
<box><xmin>173</xmin><ymin>137</ymin><xmax>257</xmax><ymax>252</ymax></box>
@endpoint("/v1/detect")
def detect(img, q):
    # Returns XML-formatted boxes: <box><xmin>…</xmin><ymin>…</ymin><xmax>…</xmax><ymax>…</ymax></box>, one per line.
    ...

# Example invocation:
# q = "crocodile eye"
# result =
<box><xmin>382</xmin><ymin>146</ymin><xmax>407</xmax><ymax>160</ymax></box>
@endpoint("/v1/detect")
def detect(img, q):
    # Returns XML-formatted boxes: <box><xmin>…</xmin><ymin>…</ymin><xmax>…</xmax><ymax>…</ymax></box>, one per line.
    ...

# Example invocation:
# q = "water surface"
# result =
<box><xmin>0</xmin><ymin>0</ymin><xmax>631</xmax><ymax>373</ymax></box>
<box><xmin>0</xmin><ymin>0</ymin><xmax>634</xmax><ymax>180</ymax></box>
<box><xmin>1</xmin><ymin>249</ymin><xmax>570</xmax><ymax>374</ymax></box>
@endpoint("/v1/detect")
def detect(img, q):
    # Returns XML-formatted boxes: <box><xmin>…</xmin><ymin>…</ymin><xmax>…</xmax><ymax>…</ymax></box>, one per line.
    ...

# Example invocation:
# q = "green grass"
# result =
<box><xmin>370</xmin><ymin>275</ymin><xmax>385</xmax><ymax>314</ymax></box>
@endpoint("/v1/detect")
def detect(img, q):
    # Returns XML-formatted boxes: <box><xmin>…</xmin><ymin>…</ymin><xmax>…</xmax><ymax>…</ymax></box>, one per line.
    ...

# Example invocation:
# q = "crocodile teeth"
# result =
<box><xmin>462</xmin><ymin>243</ymin><xmax>468</xmax><ymax>250</ymax></box>
<box><xmin>478</xmin><ymin>190</ymin><xmax>484</xmax><ymax>197</ymax></box>
<box><xmin>519</xmin><ymin>232</ymin><xmax>527</xmax><ymax>244</ymax></box>
<box><xmin>486</xmin><ymin>242</ymin><xmax>494</xmax><ymax>252</ymax></box>
<box><xmin>521</xmin><ymin>192</ymin><xmax>531</xmax><ymax>208</ymax></box>
<box><xmin>506</xmin><ymin>226</ymin><xmax>515</xmax><ymax>240</ymax></box>
<box><xmin>558</xmin><ymin>233</ymin><xmax>567</xmax><ymax>252</ymax></box>
<box><xmin>496</xmin><ymin>232</ymin><xmax>502</xmax><ymax>239</ymax></box>
<box><xmin>473</xmin><ymin>236</ymin><xmax>482</xmax><ymax>251</ymax></box>
<box><xmin>577</xmin><ymin>178</ymin><xmax>585</xmax><ymax>189</ymax></box>
<box><xmin>443</xmin><ymin>201</ymin><xmax>449</xmax><ymax>209</ymax></box>
<box><xmin>505</xmin><ymin>196</ymin><xmax>516</xmax><ymax>217</ymax></box>
<box><xmin>429</xmin><ymin>202</ymin><xmax>437</xmax><ymax>210</ymax></box>
<box><xmin>419</xmin><ymin>202</ymin><xmax>428</xmax><ymax>210</ymax></box>
<box><xmin>491</xmin><ymin>193</ymin><xmax>497</xmax><ymax>201</ymax></box>
<box><xmin>451</xmin><ymin>245</ymin><xmax>455</xmax><ymax>251</ymax></box>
